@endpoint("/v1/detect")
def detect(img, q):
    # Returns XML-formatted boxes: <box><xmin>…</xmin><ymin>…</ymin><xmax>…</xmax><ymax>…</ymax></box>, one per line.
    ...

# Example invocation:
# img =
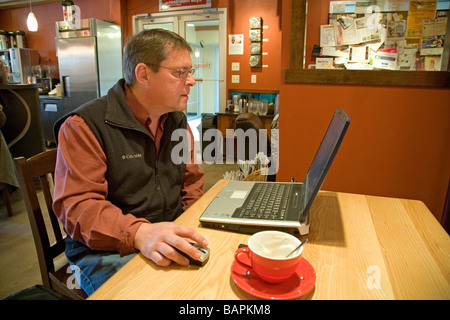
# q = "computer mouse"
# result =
<box><xmin>175</xmin><ymin>242</ymin><xmax>210</xmax><ymax>266</ymax></box>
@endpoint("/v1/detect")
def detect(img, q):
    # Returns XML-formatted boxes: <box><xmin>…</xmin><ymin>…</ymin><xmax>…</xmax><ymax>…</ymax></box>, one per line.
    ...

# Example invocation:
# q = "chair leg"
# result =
<box><xmin>2</xmin><ymin>187</ymin><xmax>13</xmax><ymax>217</ymax></box>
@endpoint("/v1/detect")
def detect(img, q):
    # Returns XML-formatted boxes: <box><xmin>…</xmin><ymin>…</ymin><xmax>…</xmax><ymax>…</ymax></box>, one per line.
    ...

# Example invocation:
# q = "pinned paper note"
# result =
<box><xmin>316</xmin><ymin>57</ymin><xmax>334</xmax><ymax>69</ymax></box>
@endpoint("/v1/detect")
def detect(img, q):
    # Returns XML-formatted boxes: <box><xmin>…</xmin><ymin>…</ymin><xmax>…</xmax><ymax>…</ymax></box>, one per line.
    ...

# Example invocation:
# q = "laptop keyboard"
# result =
<box><xmin>232</xmin><ymin>183</ymin><xmax>292</xmax><ymax>220</ymax></box>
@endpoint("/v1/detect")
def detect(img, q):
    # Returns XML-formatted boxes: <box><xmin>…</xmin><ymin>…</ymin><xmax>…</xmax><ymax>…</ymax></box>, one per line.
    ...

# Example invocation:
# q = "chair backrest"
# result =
<box><xmin>13</xmin><ymin>149</ymin><xmax>65</xmax><ymax>286</ymax></box>
<box><xmin>235</xmin><ymin>112</ymin><xmax>265</xmax><ymax>132</ymax></box>
<box><xmin>235</xmin><ymin>112</ymin><xmax>271</xmax><ymax>161</ymax></box>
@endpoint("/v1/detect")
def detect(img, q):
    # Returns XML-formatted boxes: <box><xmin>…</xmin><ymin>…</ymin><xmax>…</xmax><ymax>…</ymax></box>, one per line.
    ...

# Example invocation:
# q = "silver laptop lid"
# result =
<box><xmin>300</xmin><ymin>108</ymin><xmax>350</xmax><ymax>219</ymax></box>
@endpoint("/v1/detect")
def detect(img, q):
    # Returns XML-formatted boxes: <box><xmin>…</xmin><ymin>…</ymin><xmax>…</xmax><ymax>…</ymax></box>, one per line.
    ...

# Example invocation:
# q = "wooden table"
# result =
<box><xmin>89</xmin><ymin>180</ymin><xmax>450</xmax><ymax>300</ymax></box>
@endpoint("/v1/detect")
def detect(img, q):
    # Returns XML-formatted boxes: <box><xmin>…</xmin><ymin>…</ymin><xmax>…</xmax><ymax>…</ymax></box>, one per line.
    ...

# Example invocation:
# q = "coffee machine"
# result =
<box><xmin>31</xmin><ymin>64</ymin><xmax>59</xmax><ymax>94</ymax></box>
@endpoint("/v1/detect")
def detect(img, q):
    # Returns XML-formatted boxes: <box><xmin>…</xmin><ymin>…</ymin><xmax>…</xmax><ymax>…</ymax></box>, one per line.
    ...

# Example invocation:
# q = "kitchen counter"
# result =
<box><xmin>39</xmin><ymin>95</ymin><xmax>62</xmax><ymax>100</ymax></box>
<box><xmin>0</xmin><ymin>84</ymin><xmax>40</xmax><ymax>90</ymax></box>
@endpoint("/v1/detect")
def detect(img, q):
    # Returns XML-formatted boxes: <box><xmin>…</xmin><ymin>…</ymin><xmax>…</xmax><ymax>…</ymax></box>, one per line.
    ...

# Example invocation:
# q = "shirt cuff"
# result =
<box><xmin>119</xmin><ymin>215</ymin><xmax>150</xmax><ymax>257</ymax></box>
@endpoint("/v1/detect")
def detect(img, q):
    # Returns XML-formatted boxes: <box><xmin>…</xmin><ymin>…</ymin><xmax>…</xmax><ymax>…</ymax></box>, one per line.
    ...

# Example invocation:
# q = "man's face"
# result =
<box><xmin>146</xmin><ymin>48</ymin><xmax>196</xmax><ymax>114</ymax></box>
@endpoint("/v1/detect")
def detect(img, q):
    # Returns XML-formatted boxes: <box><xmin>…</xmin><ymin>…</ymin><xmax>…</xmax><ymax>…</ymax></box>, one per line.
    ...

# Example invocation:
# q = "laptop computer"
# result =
<box><xmin>199</xmin><ymin>108</ymin><xmax>350</xmax><ymax>235</ymax></box>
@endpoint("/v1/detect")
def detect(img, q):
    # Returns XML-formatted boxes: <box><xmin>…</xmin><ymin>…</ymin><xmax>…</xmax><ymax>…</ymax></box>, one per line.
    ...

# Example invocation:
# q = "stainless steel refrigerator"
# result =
<box><xmin>55</xmin><ymin>18</ymin><xmax>122</xmax><ymax>115</ymax></box>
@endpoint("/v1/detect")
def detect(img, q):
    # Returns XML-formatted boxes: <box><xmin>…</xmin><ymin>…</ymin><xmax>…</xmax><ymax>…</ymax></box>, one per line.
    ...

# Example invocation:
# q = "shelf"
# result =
<box><xmin>229</xmin><ymin>89</ymin><xmax>279</xmax><ymax>94</ymax></box>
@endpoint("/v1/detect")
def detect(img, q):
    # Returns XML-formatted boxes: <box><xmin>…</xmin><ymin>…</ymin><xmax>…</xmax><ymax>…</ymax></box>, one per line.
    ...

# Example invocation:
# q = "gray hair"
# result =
<box><xmin>123</xmin><ymin>28</ymin><xmax>192</xmax><ymax>85</ymax></box>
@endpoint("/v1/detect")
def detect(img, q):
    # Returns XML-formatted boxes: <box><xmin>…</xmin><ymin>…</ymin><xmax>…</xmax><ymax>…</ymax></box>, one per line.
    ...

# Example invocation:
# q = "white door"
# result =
<box><xmin>133</xmin><ymin>9</ymin><xmax>227</xmax><ymax>121</ymax></box>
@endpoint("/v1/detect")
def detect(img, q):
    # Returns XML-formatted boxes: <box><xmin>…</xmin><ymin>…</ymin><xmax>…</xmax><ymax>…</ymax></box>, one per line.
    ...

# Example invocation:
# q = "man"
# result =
<box><xmin>53</xmin><ymin>29</ymin><xmax>208</xmax><ymax>296</ymax></box>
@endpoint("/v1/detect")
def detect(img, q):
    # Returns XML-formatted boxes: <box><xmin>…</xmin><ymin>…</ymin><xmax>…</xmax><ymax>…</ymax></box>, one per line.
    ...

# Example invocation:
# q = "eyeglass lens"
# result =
<box><xmin>179</xmin><ymin>68</ymin><xmax>196</xmax><ymax>78</ymax></box>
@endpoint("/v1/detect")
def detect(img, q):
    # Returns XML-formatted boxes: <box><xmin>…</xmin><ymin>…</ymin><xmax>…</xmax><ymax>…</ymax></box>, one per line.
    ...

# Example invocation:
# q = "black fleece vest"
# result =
<box><xmin>54</xmin><ymin>79</ymin><xmax>187</xmax><ymax>223</ymax></box>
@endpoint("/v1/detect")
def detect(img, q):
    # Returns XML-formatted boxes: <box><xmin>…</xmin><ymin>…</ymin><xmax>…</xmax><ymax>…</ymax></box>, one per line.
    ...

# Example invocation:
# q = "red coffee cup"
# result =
<box><xmin>234</xmin><ymin>231</ymin><xmax>303</xmax><ymax>284</ymax></box>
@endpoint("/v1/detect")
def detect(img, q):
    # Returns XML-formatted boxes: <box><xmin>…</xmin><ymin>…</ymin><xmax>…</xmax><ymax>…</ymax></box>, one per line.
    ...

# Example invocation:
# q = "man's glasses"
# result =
<box><xmin>148</xmin><ymin>64</ymin><xmax>196</xmax><ymax>79</ymax></box>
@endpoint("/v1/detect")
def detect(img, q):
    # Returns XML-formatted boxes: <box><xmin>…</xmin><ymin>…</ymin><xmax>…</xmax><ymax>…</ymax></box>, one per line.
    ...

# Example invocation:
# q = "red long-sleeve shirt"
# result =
<box><xmin>53</xmin><ymin>84</ymin><xmax>204</xmax><ymax>256</ymax></box>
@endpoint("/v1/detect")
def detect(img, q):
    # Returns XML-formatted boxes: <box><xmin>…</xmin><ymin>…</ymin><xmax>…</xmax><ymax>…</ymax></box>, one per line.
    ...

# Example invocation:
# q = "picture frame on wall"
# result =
<box><xmin>249</xmin><ymin>55</ymin><xmax>261</xmax><ymax>67</ymax></box>
<box><xmin>249</xmin><ymin>16</ymin><xmax>263</xmax><ymax>68</ymax></box>
<box><xmin>249</xmin><ymin>29</ymin><xmax>261</xmax><ymax>42</ymax></box>
<box><xmin>250</xmin><ymin>42</ymin><xmax>261</xmax><ymax>55</ymax></box>
<box><xmin>249</xmin><ymin>16</ymin><xmax>262</xmax><ymax>29</ymax></box>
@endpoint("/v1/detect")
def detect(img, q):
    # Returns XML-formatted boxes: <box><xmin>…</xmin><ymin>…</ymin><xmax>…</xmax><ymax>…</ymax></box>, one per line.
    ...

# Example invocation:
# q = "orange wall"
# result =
<box><xmin>123</xmin><ymin>0</ymin><xmax>282</xmax><ymax>93</ymax></box>
<box><xmin>225</xmin><ymin>0</ymin><xmax>282</xmax><ymax>92</ymax></box>
<box><xmin>278</xmin><ymin>0</ymin><xmax>450</xmax><ymax>221</ymax></box>
<box><xmin>0</xmin><ymin>0</ymin><xmax>122</xmax><ymax>72</ymax></box>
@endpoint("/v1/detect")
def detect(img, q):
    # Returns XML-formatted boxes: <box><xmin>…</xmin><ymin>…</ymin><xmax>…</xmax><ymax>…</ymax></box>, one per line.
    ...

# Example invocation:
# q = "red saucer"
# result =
<box><xmin>231</xmin><ymin>257</ymin><xmax>316</xmax><ymax>300</ymax></box>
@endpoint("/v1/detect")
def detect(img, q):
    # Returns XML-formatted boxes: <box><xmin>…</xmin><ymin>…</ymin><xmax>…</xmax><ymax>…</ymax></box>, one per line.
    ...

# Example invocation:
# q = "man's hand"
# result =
<box><xmin>133</xmin><ymin>222</ymin><xmax>208</xmax><ymax>266</ymax></box>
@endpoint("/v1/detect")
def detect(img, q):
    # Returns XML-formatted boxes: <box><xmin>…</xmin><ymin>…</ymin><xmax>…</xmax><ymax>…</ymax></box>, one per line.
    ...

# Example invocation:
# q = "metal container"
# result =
<box><xmin>0</xmin><ymin>30</ymin><xmax>9</xmax><ymax>49</ymax></box>
<box><xmin>61</xmin><ymin>0</ymin><xmax>76</xmax><ymax>27</ymax></box>
<box><xmin>8</xmin><ymin>31</ymin><xmax>16</xmax><ymax>48</ymax></box>
<box><xmin>15</xmin><ymin>30</ymin><xmax>26</xmax><ymax>48</ymax></box>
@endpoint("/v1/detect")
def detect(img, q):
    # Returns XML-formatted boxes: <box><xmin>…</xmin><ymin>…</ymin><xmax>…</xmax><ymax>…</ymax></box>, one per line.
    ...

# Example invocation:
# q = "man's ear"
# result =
<box><xmin>135</xmin><ymin>63</ymin><xmax>150</xmax><ymax>86</ymax></box>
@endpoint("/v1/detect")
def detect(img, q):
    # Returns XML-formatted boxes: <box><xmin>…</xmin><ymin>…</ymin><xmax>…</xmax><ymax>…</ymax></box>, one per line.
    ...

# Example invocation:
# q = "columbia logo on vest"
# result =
<box><xmin>122</xmin><ymin>153</ymin><xmax>142</xmax><ymax>160</ymax></box>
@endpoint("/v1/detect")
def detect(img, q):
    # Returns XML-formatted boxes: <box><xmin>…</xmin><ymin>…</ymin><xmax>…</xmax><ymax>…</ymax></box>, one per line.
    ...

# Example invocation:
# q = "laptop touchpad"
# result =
<box><xmin>221</xmin><ymin>190</ymin><xmax>248</xmax><ymax>199</ymax></box>
<box><xmin>230</xmin><ymin>190</ymin><xmax>248</xmax><ymax>199</ymax></box>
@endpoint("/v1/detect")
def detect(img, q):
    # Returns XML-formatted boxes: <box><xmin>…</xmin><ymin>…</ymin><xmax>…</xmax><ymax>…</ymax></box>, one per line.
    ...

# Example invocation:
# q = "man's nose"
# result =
<box><xmin>186</xmin><ymin>72</ymin><xmax>196</xmax><ymax>86</ymax></box>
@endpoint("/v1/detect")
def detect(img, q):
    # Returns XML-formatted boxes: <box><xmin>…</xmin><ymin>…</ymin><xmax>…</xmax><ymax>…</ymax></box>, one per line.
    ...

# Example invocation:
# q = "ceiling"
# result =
<box><xmin>0</xmin><ymin>0</ymin><xmax>61</xmax><ymax>9</ymax></box>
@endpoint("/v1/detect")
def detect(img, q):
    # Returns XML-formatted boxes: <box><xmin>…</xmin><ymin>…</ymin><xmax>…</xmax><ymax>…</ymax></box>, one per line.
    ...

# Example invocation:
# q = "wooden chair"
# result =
<box><xmin>14</xmin><ymin>149</ymin><xmax>87</xmax><ymax>300</ymax></box>
<box><xmin>1</xmin><ymin>184</ymin><xmax>13</xmax><ymax>217</ymax></box>
<box><xmin>234</xmin><ymin>113</ymin><xmax>271</xmax><ymax>161</ymax></box>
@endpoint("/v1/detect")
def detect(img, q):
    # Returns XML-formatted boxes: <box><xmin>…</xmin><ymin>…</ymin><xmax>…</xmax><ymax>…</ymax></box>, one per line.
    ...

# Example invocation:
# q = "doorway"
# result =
<box><xmin>133</xmin><ymin>9</ymin><xmax>227</xmax><ymax>123</ymax></box>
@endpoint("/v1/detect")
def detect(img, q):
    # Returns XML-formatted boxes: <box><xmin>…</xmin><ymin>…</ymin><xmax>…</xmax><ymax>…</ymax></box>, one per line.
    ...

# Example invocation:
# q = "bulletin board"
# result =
<box><xmin>285</xmin><ymin>0</ymin><xmax>450</xmax><ymax>87</ymax></box>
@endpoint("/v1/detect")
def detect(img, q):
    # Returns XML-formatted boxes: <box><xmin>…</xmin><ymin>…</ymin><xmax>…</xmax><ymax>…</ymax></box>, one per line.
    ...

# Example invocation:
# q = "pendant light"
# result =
<box><xmin>27</xmin><ymin>0</ymin><xmax>38</xmax><ymax>32</ymax></box>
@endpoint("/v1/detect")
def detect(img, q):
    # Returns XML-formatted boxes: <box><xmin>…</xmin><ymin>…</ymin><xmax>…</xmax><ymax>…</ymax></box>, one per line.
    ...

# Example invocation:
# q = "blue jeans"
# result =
<box><xmin>69</xmin><ymin>252</ymin><xmax>136</xmax><ymax>296</ymax></box>
<box><xmin>65</xmin><ymin>237</ymin><xmax>135</xmax><ymax>296</ymax></box>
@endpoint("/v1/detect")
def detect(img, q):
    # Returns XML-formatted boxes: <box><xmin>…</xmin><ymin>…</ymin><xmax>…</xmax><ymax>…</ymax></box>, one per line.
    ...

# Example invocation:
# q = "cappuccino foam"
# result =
<box><xmin>250</xmin><ymin>232</ymin><xmax>301</xmax><ymax>259</ymax></box>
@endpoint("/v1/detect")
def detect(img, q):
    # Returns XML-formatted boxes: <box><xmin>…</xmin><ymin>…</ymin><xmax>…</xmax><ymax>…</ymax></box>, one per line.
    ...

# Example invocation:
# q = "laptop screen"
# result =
<box><xmin>301</xmin><ymin>109</ymin><xmax>350</xmax><ymax>214</ymax></box>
